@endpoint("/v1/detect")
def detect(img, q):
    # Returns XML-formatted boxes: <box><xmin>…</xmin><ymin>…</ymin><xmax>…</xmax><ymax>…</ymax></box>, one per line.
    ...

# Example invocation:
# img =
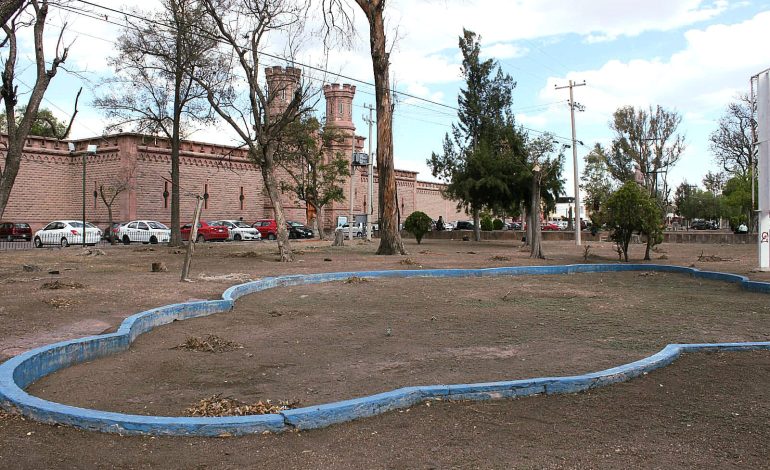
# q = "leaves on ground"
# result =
<box><xmin>185</xmin><ymin>394</ymin><xmax>299</xmax><ymax>417</ymax></box>
<box><xmin>399</xmin><ymin>258</ymin><xmax>419</xmax><ymax>265</ymax></box>
<box><xmin>173</xmin><ymin>335</ymin><xmax>243</xmax><ymax>353</ymax></box>
<box><xmin>489</xmin><ymin>255</ymin><xmax>510</xmax><ymax>261</ymax></box>
<box><xmin>698</xmin><ymin>250</ymin><xmax>737</xmax><ymax>262</ymax></box>
<box><xmin>43</xmin><ymin>297</ymin><xmax>75</xmax><ymax>309</ymax></box>
<box><xmin>41</xmin><ymin>280</ymin><xmax>85</xmax><ymax>290</ymax></box>
<box><xmin>345</xmin><ymin>276</ymin><xmax>369</xmax><ymax>284</ymax></box>
<box><xmin>225</xmin><ymin>251</ymin><xmax>260</xmax><ymax>258</ymax></box>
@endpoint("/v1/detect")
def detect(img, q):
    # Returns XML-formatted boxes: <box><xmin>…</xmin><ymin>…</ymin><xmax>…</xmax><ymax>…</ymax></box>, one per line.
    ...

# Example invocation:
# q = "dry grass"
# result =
<box><xmin>344</xmin><ymin>276</ymin><xmax>369</xmax><ymax>284</ymax></box>
<box><xmin>43</xmin><ymin>297</ymin><xmax>75</xmax><ymax>309</ymax></box>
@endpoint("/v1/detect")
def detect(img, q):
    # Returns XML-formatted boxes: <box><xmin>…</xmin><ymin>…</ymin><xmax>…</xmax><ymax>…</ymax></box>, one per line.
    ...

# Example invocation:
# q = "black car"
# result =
<box><xmin>691</xmin><ymin>220</ymin><xmax>718</xmax><ymax>230</ymax></box>
<box><xmin>287</xmin><ymin>221</ymin><xmax>314</xmax><ymax>239</ymax></box>
<box><xmin>454</xmin><ymin>221</ymin><xmax>476</xmax><ymax>231</ymax></box>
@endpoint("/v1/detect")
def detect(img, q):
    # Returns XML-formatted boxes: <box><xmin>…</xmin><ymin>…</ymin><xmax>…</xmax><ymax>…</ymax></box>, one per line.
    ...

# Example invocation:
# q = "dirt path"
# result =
<box><xmin>1</xmin><ymin>239</ymin><xmax>769</xmax><ymax>468</ymax></box>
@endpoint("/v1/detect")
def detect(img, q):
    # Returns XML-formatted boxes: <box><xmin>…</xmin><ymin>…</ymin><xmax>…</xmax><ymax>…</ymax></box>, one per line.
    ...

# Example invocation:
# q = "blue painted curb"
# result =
<box><xmin>1</xmin><ymin>264</ymin><xmax>769</xmax><ymax>436</ymax></box>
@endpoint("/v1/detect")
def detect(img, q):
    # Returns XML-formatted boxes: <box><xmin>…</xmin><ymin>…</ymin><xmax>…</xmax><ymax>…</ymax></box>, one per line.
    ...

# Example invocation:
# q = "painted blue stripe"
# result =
<box><xmin>1</xmin><ymin>263</ymin><xmax>769</xmax><ymax>436</ymax></box>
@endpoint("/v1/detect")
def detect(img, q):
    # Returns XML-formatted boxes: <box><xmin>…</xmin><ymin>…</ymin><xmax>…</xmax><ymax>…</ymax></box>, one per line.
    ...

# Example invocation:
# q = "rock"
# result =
<box><xmin>151</xmin><ymin>262</ymin><xmax>168</xmax><ymax>272</ymax></box>
<box><xmin>48</xmin><ymin>270</ymin><xmax>60</xmax><ymax>275</ymax></box>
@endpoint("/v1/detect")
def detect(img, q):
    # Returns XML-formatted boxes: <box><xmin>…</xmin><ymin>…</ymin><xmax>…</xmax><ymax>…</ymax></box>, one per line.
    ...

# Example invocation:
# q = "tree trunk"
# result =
<box><xmin>169</xmin><ymin>12</ymin><xmax>184</xmax><ymax>248</ymax></box>
<box><xmin>181</xmin><ymin>196</ymin><xmax>203</xmax><ymax>281</ymax></box>
<box><xmin>530</xmin><ymin>173</ymin><xmax>544</xmax><ymax>259</ymax></box>
<box><xmin>314</xmin><ymin>203</ymin><xmax>325</xmax><ymax>240</ymax></box>
<box><xmin>106</xmin><ymin>205</ymin><xmax>115</xmax><ymax>245</ymax></box>
<box><xmin>644</xmin><ymin>236</ymin><xmax>652</xmax><ymax>261</ymax></box>
<box><xmin>260</xmin><ymin>146</ymin><xmax>293</xmax><ymax>262</ymax></box>
<box><xmin>0</xmin><ymin>1</ymin><xmax>62</xmax><ymax>219</ymax></box>
<box><xmin>473</xmin><ymin>208</ymin><xmax>481</xmax><ymax>242</ymax></box>
<box><xmin>357</xmin><ymin>0</ymin><xmax>405</xmax><ymax>256</ymax></box>
<box><xmin>523</xmin><ymin>206</ymin><xmax>530</xmax><ymax>246</ymax></box>
<box><xmin>332</xmin><ymin>229</ymin><xmax>344</xmax><ymax>246</ymax></box>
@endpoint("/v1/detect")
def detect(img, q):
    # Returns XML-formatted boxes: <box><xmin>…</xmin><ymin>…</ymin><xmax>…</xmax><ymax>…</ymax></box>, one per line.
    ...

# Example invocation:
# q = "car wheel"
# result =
<box><xmin>150</xmin><ymin>236</ymin><xmax>158</xmax><ymax>244</ymax></box>
<box><xmin>34</xmin><ymin>237</ymin><xmax>43</xmax><ymax>248</ymax></box>
<box><xmin>60</xmin><ymin>237</ymin><xmax>69</xmax><ymax>247</ymax></box>
<box><xmin>234</xmin><ymin>233</ymin><xmax>242</xmax><ymax>241</ymax></box>
<box><xmin>356</xmin><ymin>231</ymin><xmax>362</xmax><ymax>238</ymax></box>
<box><xmin>122</xmin><ymin>235</ymin><xmax>131</xmax><ymax>245</ymax></box>
<box><xmin>196</xmin><ymin>234</ymin><xmax>205</xmax><ymax>243</ymax></box>
<box><xmin>268</xmin><ymin>233</ymin><xmax>276</xmax><ymax>240</ymax></box>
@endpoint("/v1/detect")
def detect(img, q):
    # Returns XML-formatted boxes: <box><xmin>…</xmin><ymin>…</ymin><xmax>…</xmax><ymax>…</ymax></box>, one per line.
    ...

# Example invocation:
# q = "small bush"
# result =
<box><xmin>480</xmin><ymin>214</ymin><xmax>494</xmax><ymax>231</ymax></box>
<box><xmin>404</xmin><ymin>211</ymin><xmax>433</xmax><ymax>244</ymax></box>
<box><xmin>492</xmin><ymin>218</ymin><xmax>504</xmax><ymax>230</ymax></box>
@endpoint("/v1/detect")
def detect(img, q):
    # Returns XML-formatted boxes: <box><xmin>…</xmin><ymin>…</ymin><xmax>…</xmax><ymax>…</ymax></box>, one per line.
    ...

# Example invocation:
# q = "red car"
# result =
<box><xmin>181</xmin><ymin>221</ymin><xmax>229</xmax><ymax>242</ymax></box>
<box><xmin>541</xmin><ymin>222</ymin><xmax>560</xmax><ymax>231</ymax></box>
<box><xmin>0</xmin><ymin>222</ymin><xmax>32</xmax><ymax>241</ymax></box>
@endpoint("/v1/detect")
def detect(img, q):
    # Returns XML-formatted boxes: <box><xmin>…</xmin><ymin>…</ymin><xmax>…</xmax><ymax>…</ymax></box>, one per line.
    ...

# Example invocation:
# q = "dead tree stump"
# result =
<box><xmin>332</xmin><ymin>230</ymin><xmax>345</xmax><ymax>246</ymax></box>
<box><xmin>152</xmin><ymin>262</ymin><xmax>168</xmax><ymax>272</ymax></box>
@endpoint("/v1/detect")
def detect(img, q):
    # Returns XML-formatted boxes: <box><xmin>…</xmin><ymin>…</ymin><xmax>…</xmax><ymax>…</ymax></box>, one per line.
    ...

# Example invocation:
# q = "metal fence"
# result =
<box><xmin>0</xmin><ymin>235</ymin><xmax>111</xmax><ymax>251</ymax></box>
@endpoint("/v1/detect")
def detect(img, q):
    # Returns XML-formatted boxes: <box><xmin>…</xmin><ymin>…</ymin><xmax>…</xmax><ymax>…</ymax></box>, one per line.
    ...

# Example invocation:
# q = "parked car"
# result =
<box><xmin>691</xmin><ymin>219</ymin><xmax>718</xmax><ymax>230</ymax></box>
<box><xmin>209</xmin><ymin>220</ymin><xmax>261</xmax><ymax>241</ymax></box>
<box><xmin>507</xmin><ymin>221</ymin><xmax>522</xmax><ymax>231</ymax></box>
<box><xmin>181</xmin><ymin>221</ymin><xmax>229</xmax><ymax>242</ymax></box>
<box><xmin>454</xmin><ymin>221</ymin><xmax>475</xmax><ymax>231</ymax></box>
<box><xmin>116</xmin><ymin>220</ymin><xmax>169</xmax><ymax>245</ymax></box>
<box><xmin>541</xmin><ymin>222</ymin><xmax>560</xmax><ymax>231</ymax></box>
<box><xmin>443</xmin><ymin>222</ymin><xmax>454</xmax><ymax>231</ymax></box>
<box><xmin>254</xmin><ymin>219</ymin><xmax>312</xmax><ymax>240</ymax></box>
<box><xmin>287</xmin><ymin>221</ymin><xmax>314</xmax><ymax>239</ymax></box>
<box><xmin>336</xmin><ymin>223</ymin><xmax>364</xmax><ymax>239</ymax></box>
<box><xmin>33</xmin><ymin>220</ymin><xmax>102</xmax><ymax>247</ymax></box>
<box><xmin>102</xmin><ymin>222</ymin><xmax>126</xmax><ymax>241</ymax></box>
<box><xmin>0</xmin><ymin>221</ymin><xmax>32</xmax><ymax>241</ymax></box>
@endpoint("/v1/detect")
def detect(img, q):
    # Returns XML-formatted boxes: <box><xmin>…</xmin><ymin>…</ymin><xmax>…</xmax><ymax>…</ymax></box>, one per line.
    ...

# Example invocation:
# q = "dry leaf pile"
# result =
<box><xmin>697</xmin><ymin>251</ymin><xmax>737</xmax><ymax>262</ymax></box>
<box><xmin>41</xmin><ymin>280</ymin><xmax>84</xmax><ymax>290</ymax></box>
<box><xmin>185</xmin><ymin>394</ymin><xmax>299</xmax><ymax>417</ymax></box>
<box><xmin>399</xmin><ymin>258</ymin><xmax>418</xmax><ymax>265</ymax></box>
<box><xmin>345</xmin><ymin>276</ymin><xmax>369</xmax><ymax>284</ymax></box>
<box><xmin>44</xmin><ymin>297</ymin><xmax>75</xmax><ymax>309</ymax></box>
<box><xmin>489</xmin><ymin>255</ymin><xmax>510</xmax><ymax>261</ymax></box>
<box><xmin>173</xmin><ymin>335</ymin><xmax>243</xmax><ymax>353</ymax></box>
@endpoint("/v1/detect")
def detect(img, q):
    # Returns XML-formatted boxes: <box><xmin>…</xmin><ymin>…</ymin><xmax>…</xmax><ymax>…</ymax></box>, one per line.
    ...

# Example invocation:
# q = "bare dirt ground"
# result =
<box><xmin>1</xmin><ymin>237</ymin><xmax>769</xmax><ymax>468</ymax></box>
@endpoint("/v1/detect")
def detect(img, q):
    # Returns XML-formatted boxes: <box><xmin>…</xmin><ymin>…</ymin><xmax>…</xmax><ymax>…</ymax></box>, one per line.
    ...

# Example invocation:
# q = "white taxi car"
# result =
<box><xmin>116</xmin><ymin>220</ymin><xmax>170</xmax><ymax>245</ymax></box>
<box><xmin>34</xmin><ymin>220</ymin><xmax>102</xmax><ymax>247</ymax></box>
<box><xmin>209</xmin><ymin>220</ymin><xmax>262</xmax><ymax>241</ymax></box>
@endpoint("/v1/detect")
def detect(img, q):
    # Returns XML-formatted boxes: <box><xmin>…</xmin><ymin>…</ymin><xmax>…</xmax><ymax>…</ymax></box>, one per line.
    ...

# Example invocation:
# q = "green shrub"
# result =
<box><xmin>404</xmin><ymin>211</ymin><xmax>433</xmax><ymax>244</ymax></box>
<box><xmin>480</xmin><ymin>214</ymin><xmax>494</xmax><ymax>231</ymax></box>
<box><xmin>492</xmin><ymin>218</ymin><xmax>504</xmax><ymax>230</ymax></box>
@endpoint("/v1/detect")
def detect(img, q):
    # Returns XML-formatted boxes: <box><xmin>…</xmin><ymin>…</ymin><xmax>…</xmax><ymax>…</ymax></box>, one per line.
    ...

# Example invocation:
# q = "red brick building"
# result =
<box><xmin>0</xmin><ymin>67</ymin><xmax>465</xmax><ymax>231</ymax></box>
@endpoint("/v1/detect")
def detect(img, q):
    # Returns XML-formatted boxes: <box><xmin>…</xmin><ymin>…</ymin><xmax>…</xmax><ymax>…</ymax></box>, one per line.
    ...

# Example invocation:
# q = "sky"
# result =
<box><xmin>11</xmin><ymin>0</ymin><xmax>770</xmax><ymax>199</ymax></box>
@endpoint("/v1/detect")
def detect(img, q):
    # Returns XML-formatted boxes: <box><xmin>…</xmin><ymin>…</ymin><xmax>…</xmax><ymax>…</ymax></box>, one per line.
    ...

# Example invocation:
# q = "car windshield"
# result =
<box><xmin>235</xmin><ymin>222</ymin><xmax>251</xmax><ymax>228</ymax></box>
<box><xmin>289</xmin><ymin>222</ymin><xmax>303</xmax><ymax>227</ymax></box>
<box><xmin>148</xmin><ymin>222</ymin><xmax>168</xmax><ymax>229</ymax></box>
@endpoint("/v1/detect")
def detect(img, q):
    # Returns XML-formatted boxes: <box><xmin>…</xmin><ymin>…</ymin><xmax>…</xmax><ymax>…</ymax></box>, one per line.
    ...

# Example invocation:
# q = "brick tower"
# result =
<box><xmin>323</xmin><ymin>83</ymin><xmax>356</xmax><ymax>137</ymax></box>
<box><xmin>264</xmin><ymin>65</ymin><xmax>302</xmax><ymax>118</ymax></box>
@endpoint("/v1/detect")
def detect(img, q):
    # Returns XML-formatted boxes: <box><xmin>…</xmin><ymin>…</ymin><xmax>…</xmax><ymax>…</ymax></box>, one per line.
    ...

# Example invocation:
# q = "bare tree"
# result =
<box><xmin>94</xmin><ymin>0</ymin><xmax>214</xmax><ymax>246</ymax></box>
<box><xmin>0</xmin><ymin>0</ymin><xmax>75</xmax><ymax>219</ymax></box>
<box><xmin>709</xmin><ymin>95</ymin><xmax>756</xmax><ymax>179</ymax></box>
<box><xmin>608</xmin><ymin>105</ymin><xmax>685</xmax><ymax>200</ymax></box>
<box><xmin>322</xmin><ymin>0</ymin><xmax>405</xmax><ymax>255</ymax></box>
<box><xmin>276</xmin><ymin>116</ymin><xmax>350</xmax><ymax>240</ymax></box>
<box><xmin>196</xmin><ymin>0</ymin><xmax>315</xmax><ymax>262</ymax></box>
<box><xmin>99</xmin><ymin>164</ymin><xmax>136</xmax><ymax>244</ymax></box>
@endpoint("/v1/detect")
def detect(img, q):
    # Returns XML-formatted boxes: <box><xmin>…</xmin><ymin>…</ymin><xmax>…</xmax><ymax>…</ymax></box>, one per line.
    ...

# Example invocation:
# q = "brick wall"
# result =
<box><xmin>2</xmin><ymin>133</ymin><xmax>461</xmax><ymax>231</ymax></box>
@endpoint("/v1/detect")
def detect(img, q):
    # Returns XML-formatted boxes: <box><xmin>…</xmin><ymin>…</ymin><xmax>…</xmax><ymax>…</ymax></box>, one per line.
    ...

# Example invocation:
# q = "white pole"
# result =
<box><xmin>756</xmin><ymin>70</ymin><xmax>770</xmax><ymax>270</ymax></box>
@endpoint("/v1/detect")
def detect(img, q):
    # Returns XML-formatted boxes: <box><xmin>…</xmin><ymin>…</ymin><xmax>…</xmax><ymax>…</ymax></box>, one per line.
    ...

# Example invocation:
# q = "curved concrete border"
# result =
<box><xmin>1</xmin><ymin>264</ymin><xmax>769</xmax><ymax>436</ymax></box>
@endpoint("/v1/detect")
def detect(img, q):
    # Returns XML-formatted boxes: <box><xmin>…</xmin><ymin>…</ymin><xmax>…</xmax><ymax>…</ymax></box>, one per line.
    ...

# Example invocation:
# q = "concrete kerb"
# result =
<box><xmin>1</xmin><ymin>264</ymin><xmax>769</xmax><ymax>436</ymax></box>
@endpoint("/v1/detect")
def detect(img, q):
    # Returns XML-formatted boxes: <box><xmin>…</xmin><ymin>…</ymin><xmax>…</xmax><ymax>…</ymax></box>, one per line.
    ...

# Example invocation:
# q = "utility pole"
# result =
<box><xmin>555</xmin><ymin>80</ymin><xmax>586</xmax><ymax>246</ymax></box>
<box><xmin>349</xmin><ymin>135</ymin><xmax>356</xmax><ymax>241</ymax></box>
<box><xmin>363</xmin><ymin>104</ymin><xmax>375</xmax><ymax>241</ymax></box>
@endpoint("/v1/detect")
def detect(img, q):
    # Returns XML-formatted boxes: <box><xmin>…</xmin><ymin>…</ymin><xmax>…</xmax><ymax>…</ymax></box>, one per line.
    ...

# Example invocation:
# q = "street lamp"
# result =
<box><xmin>83</xmin><ymin>144</ymin><xmax>97</xmax><ymax>247</ymax></box>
